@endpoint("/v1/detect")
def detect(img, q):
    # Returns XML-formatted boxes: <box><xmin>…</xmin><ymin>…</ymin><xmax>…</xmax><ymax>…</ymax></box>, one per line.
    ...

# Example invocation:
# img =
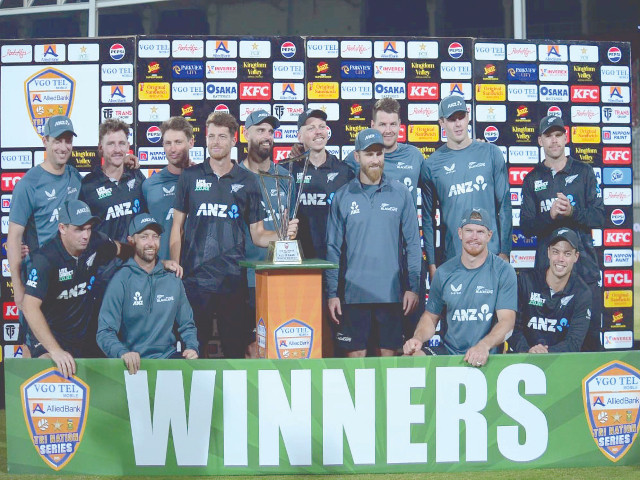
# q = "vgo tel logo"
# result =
<box><xmin>571</xmin><ymin>85</ymin><xmax>599</xmax><ymax>102</ymax></box>
<box><xmin>239</xmin><ymin>83</ymin><xmax>271</xmax><ymax>100</ymax></box>
<box><xmin>109</xmin><ymin>43</ymin><xmax>125</xmax><ymax>60</ymax></box>
<box><xmin>448</xmin><ymin>42</ymin><xmax>463</xmax><ymax>59</ymax></box>
<box><xmin>603</xmin><ymin>269</ymin><xmax>633</xmax><ymax>287</ymax></box>
<box><xmin>607</xmin><ymin>46</ymin><xmax>622</xmax><ymax>63</ymax></box>
<box><xmin>603</xmin><ymin>147</ymin><xmax>631</xmax><ymax>165</ymax></box>
<box><xmin>146</xmin><ymin>126</ymin><xmax>162</xmax><ymax>143</ymax></box>
<box><xmin>610</xmin><ymin>208</ymin><xmax>625</xmax><ymax>226</ymax></box>
<box><xmin>603</xmin><ymin>229</ymin><xmax>632</xmax><ymax>247</ymax></box>
<box><xmin>280</xmin><ymin>41</ymin><xmax>296</xmax><ymax>58</ymax></box>
<box><xmin>509</xmin><ymin>167</ymin><xmax>533</xmax><ymax>185</ymax></box>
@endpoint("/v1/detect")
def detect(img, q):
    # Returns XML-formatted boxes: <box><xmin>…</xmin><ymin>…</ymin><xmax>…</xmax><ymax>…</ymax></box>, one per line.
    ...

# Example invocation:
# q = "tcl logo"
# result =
<box><xmin>603</xmin><ymin>270</ymin><xmax>633</xmax><ymax>287</ymax></box>
<box><xmin>604</xmin><ymin>229</ymin><xmax>632</xmax><ymax>246</ymax></box>
<box><xmin>273</xmin><ymin>147</ymin><xmax>292</xmax><ymax>162</ymax></box>
<box><xmin>1</xmin><ymin>173</ymin><xmax>25</xmax><ymax>192</ymax></box>
<box><xmin>603</xmin><ymin>147</ymin><xmax>631</xmax><ymax>165</ymax></box>
<box><xmin>407</xmin><ymin>83</ymin><xmax>439</xmax><ymax>100</ymax></box>
<box><xmin>570</xmin><ymin>85</ymin><xmax>599</xmax><ymax>102</ymax></box>
<box><xmin>508</xmin><ymin>167</ymin><xmax>533</xmax><ymax>185</ymax></box>
<box><xmin>239</xmin><ymin>83</ymin><xmax>271</xmax><ymax>100</ymax></box>
<box><xmin>3</xmin><ymin>302</ymin><xmax>18</xmax><ymax>320</ymax></box>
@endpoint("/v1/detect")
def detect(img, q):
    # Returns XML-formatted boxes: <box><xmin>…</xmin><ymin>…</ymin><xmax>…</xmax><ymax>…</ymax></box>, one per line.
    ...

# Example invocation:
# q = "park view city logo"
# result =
<box><xmin>21</xmin><ymin>368</ymin><xmax>90</xmax><ymax>470</ymax></box>
<box><xmin>583</xmin><ymin>361</ymin><xmax>639</xmax><ymax>462</ymax></box>
<box><xmin>24</xmin><ymin>67</ymin><xmax>75</xmax><ymax>137</ymax></box>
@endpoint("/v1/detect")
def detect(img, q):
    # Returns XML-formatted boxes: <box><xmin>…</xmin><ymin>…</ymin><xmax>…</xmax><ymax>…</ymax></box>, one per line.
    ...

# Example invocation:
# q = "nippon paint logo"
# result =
<box><xmin>602</xmin><ymin>127</ymin><xmax>631</xmax><ymax>145</ymax></box>
<box><xmin>603</xmin><ymin>249</ymin><xmax>633</xmax><ymax>266</ymax></box>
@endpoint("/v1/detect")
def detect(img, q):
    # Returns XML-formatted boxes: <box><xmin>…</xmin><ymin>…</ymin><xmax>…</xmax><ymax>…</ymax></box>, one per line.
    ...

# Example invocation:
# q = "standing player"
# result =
<box><xmin>326</xmin><ymin>129</ymin><xmax>421</xmax><ymax>357</ymax></box>
<box><xmin>170</xmin><ymin>112</ymin><xmax>297</xmax><ymax>358</ymax></box>
<box><xmin>404</xmin><ymin>208</ymin><xmax>517</xmax><ymax>366</ymax></box>
<box><xmin>521</xmin><ymin>115</ymin><xmax>604</xmax><ymax>351</ymax></box>
<box><xmin>510</xmin><ymin>228</ymin><xmax>591</xmax><ymax>353</ymax></box>
<box><xmin>422</xmin><ymin>95</ymin><xmax>512</xmax><ymax>278</ymax></box>
<box><xmin>142</xmin><ymin>116</ymin><xmax>194</xmax><ymax>259</ymax></box>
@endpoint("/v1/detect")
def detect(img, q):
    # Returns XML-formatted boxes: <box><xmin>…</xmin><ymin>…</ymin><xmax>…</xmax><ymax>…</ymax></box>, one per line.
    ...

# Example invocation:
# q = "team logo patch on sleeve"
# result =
<box><xmin>21</xmin><ymin>368</ymin><xmax>90</xmax><ymax>470</ymax></box>
<box><xmin>583</xmin><ymin>361</ymin><xmax>640</xmax><ymax>462</ymax></box>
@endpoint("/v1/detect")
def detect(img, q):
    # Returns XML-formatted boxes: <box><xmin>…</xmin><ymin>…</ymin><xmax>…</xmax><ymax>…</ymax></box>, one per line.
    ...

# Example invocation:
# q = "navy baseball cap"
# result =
<box><xmin>438</xmin><ymin>95</ymin><xmax>467</xmax><ymax>119</ymax></box>
<box><xmin>539</xmin><ymin>115</ymin><xmax>565</xmax><ymax>135</ymax></box>
<box><xmin>43</xmin><ymin>115</ymin><xmax>77</xmax><ymax>138</ymax></box>
<box><xmin>459</xmin><ymin>207</ymin><xmax>492</xmax><ymax>230</ymax></box>
<box><xmin>549</xmin><ymin>227</ymin><xmax>579</xmax><ymax>250</ymax></box>
<box><xmin>245</xmin><ymin>109</ymin><xmax>280</xmax><ymax>129</ymax></box>
<box><xmin>128</xmin><ymin>213</ymin><xmax>164</xmax><ymax>236</ymax></box>
<box><xmin>59</xmin><ymin>200</ymin><xmax>100</xmax><ymax>226</ymax></box>
<box><xmin>355</xmin><ymin>128</ymin><xmax>384</xmax><ymax>151</ymax></box>
<box><xmin>297</xmin><ymin>108</ymin><xmax>327</xmax><ymax>129</ymax></box>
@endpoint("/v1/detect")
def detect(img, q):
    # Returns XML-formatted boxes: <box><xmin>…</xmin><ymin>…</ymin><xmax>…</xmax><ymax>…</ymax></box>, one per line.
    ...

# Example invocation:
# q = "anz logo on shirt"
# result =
<box><xmin>57</xmin><ymin>281</ymin><xmax>91</xmax><ymax>300</ymax></box>
<box><xmin>196</xmin><ymin>202</ymin><xmax>240</xmax><ymax>219</ymax></box>
<box><xmin>300</xmin><ymin>192</ymin><xmax>332</xmax><ymax>206</ymax></box>
<box><xmin>105</xmin><ymin>200</ymin><xmax>141</xmax><ymax>220</ymax></box>
<box><xmin>451</xmin><ymin>304</ymin><xmax>493</xmax><ymax>322</ymax></box>
<box><xmin>447</xmin><ymin>176</ymin><xmax>488</xmax><ymax>197</ymax></box>
<box><xmin>527</xmin><ymin>316</ymin><xmax>569</xmax><ymax>332</ymax></box>
<box><xmin>26</xmin><ymin>269</ymin><xmax>38</xmax><ymax>288</ymax></box>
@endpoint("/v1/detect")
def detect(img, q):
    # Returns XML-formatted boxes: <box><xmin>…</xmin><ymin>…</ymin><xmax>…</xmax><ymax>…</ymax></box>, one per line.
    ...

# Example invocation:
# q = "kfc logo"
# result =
<box><xmin>407</xmin><ymin>83</ymin><xmax>439</xmax><ymax>100</ymax></box>
<box><xmin>239</xmin><ymin>83</ymin><xmax>271</xmax><ymax>100</ymax></box>
<box><xmin>603</xmin><ymin>229</ymin><xmax>632</xmax><ymax>246</ymax></box>
<box><xmin>603</xmin><ymin>147</ymin><xmax>631</xmax><ymax>165</ymax></box>
<box><xmin>570</xmin><ymin>85</ymin><xmax>599</xmax><ymax>102</ymax></box>
<box><xmin>3</xmin><ymin>302</ymin><xmax>18</xmax><ymax>320</ymax></box>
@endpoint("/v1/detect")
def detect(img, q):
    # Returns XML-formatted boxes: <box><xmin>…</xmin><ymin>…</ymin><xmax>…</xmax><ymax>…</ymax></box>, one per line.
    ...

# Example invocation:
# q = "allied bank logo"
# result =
<box><xmin>21</xmin><ymin>368</ymin><xmax>90</xmax><ymax>470</ymax></box>
<box><xmin>583</xmin><ymin>361</ymin><xmax>639</xmax><ymax>462</ymax></box>
<box><xmin>24</xmin><ymin>68</ymin><xmax>75</xmax><ymax>137</ymax></box>
<box><xmin>275</xmin><ymin>319</ymin><xmax>314</xmax><ymax>359</ymax></box>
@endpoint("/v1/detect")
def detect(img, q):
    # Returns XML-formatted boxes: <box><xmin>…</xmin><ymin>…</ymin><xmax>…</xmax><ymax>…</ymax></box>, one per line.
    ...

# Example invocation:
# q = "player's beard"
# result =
<box><xmin>136</xmin><ymin>243</ymin><xmax>158</xmax><ymax>264</ymax></box>
<box><xmin>249</xmin><ymin>137</ymin><xmax>272</xmax><ymax>162</ymax></box>
<box><xmin>361</xmin><ymin>162</ymin><xmax>383</xmax><ymax>184</ymax></box>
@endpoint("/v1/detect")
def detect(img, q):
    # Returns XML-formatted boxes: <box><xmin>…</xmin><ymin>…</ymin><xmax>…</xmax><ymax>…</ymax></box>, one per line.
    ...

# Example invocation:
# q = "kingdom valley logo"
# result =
<box><xmin>582</xmin><ymin>361</ymin><xmax>640</xmax><ymax>462</ymax></box>
<box><xmin>21</xmin><ymin>368</ymin><xmax>90</xmax><ymax>470</ymax></box>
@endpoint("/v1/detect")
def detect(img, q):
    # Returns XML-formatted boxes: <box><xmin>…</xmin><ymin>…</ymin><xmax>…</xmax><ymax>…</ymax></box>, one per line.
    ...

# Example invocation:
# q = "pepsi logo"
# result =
<box><xmin>146</xmin><ymin>126</ymin><xmax>162</xmax><ymax>143</ymax></box>
<box><xmin>281</xmin><ymin>41</ymin><xmax>296</xmax><ymax>59</ymax></box>
<box><xmin>607</xmin><ymin>46</ymin><xmax>622</xmax><ymax>63</ymax></box>
<box><xmin>214</xmin><ymin>104</ymin><xmax>230</xmax><ymax>113</ymax></box>
<box><xmin>110</xmin><ymin>43</ymin><xmax>126</xmax><ymax>61</ymax></box>
<box><xmin>610</xmin><ymin>208</ymin><xmax>625</xmax><ymax>225</ymax></box>
<box><xmin>448</xmin><ymin>42</ymin><xmax>463</xmax><ymax>59</ymax></box>
<box><xmin>547</xmin><ymin>106</ymin><xmax>562</xmax><ymax>117</ymax></box>
<box><xmin>484</xmin><ymin>125</ymin><xmax>499</xmax><ymax>143</ymax></box>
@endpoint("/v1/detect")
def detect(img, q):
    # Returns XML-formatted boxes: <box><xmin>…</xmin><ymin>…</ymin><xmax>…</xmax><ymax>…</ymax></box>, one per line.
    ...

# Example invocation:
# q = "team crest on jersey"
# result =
<box><xmin>275</xmin><ymin>319</ymin><xmax>314</xmax><ymax>359</ymax></box>
<box><xmin>21</xmin><ymin>368</ymin><xmax>90</xmax><ymax>470</ymax></box>
<box><xmin>327</xmin><ymin>172</ymin><xmax>339</xmax><ymax>182</ymax></box>
<box><xmin>583</xmin><ymin>361</ymin><xmax>640</xmax><ymax>462</ymax></box>
<box><xmin>565</xmin><ymin>174</ymin><xmax>579</xmax><ymax>186</ymax></box>
<box><xmin>230</xmin><ymin>183</ymin><xmax>244</xmax><ymax>193</ymax></box>
<box><xmin>25</xmin><ymin>68</ymin><xmax>76</xmax><ymax>138</ymax></box>
<box><xmin>126</xmin><ymin>178</ymin><xmax>136</xmax><ymax>191</ymax></box>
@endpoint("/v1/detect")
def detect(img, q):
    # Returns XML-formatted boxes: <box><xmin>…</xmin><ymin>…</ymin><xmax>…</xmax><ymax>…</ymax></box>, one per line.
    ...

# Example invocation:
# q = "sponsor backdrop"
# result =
<box><xmin>0</xmin><ymin>36</ymin><xmax>634</xmax><ymax>365</ymax></box>
<box><xmin>5</xmin><ymin>354</ymin><xmax>640</xmax><ymax>474</ymax></box>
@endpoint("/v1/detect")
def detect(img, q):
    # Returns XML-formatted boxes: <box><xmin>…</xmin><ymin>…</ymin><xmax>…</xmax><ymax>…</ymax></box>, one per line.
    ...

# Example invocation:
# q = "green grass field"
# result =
<box><xmin>1</xmin><ymin>411</ymin><xmax>638</xmax><ymax>480</ymax></box>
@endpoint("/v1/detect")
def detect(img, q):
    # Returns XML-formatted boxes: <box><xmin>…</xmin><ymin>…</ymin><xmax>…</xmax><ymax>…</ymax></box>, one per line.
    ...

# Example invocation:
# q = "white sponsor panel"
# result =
<box><xmin>34</xmin><ymin>44</ymin><xmax>66</xmax><ymax>63</ymax></box>
<box><xmin>205</xmin><ymin>61</ymin><xmax>238</xmax><ymax>79</ymax></box>
<box><xmin>342</xmin><ymin>145</ymin><xmax>355</xmax><ymax>160</ymax></box>
<box><xmin>440</xmin><ymin>62</ymin><xmax>472</xmax><ymax>79</ymax></box>
<box><xmin>570</xmin><ymin>106</ymin><xmax>601</xmax><ymax>123</ymax></box>
<box><xmin>407</xmin><ymin>103</ymin><xmax>439</xmax><ymax>121</ymax></box>
<box><xmin>506</xmin><ymin>43</ymin><xmax>537</xmax><ymax>61</ymax></box>
<box><xmin>602</xmin><ymin>187</ymin><xmax>632</xmax><ymax>205</ymax></box>
<box><xmin>475</xmin><ymin>104</ymin><xmax>507</xmax><ymax>122</ymax></box>
<box><xmin>1</xmin><ymin>64</ymin><xmax>99</xmax><ymax>148</ymax></box>
<box><xmin>374</xmin><ymin>40</ymin><xmax>406</xmax><ymax>59</ymax></box>
<box><xmin>34</xmin><ymin>151</ymin><xmax>44</xmax><ymax>166</ymax></box>
<box><xmin>239</xmin><ymin>40</ymin><xmax>271</xmax><ymax>58</ymax></box>
<box><xmin>138</xmin><ymin>40</ymin><xmax>170</xmax><ymax>58</ymax></box>
<box><xmin>603</xmin><ymin>331</ymin><xmax>633</xmax><ymax>349</ymax></box>
<box><xmin>101</xmin><ymin>106</ymin><xmax>134</xmax><ymax>124</ymax></box>
<box><xmin>407</xmin><ymin>41</ymin><xmax>439</xmax><ymax>59</ymax></box>
<box><xmin>341</xmin><ymin>82</ymin><xmax>373</xmax><ymax>99</ymax></box>
<box><xmin>440</xmin><ymin>82</ymin><xmax>472</xmax><ymax>100</ymax></box>
<box><xmin>238</xmin><ymin>103</ymin><xmax>271</xmax><ymax>121</ymax></box>
<box><xmin>569</xmin><ymin>45</ymin><xmax>599</xmax><ymax>63</ymax></box>
<box><xmin>206</xmin><ymin>40</ymin><xmax>238</xmax><ymax>58</ymax></box>
<box><xmin>538</xmin><ymin>44</ymin><xmax>568</xmax><ymax>62</ymax></box>
<box><xmin>138</xmin><ymin>104</ymin><xmax>170</xmax><ymax>122</ymax></box>
<box><xmin>510</xmin><ymin>188</ymin><xmax>522</xmax><ymax>206</ymax></box>
<box><xmin>307</xmin><ymin>102</ymin><xmax>340</xmax><ymax>121</ymax></box>
<box><xmin>601</xmin><ymin>106</ymin><xmax>631</xmax><ymax>124</ymax></box>
<box><xmin>340</xmin><ymin>40</ymin><xmax>372</xmax><ymax>58</ymax></box>
<box><xmin>101</xmin><ymin>84</ymin><xmax>133</xmax><ymax>103</ymax></box>
<box><xmin>1</xmin><ymin>216</ymin><xmax>9</xmax><ymax>234</ymax></box>
<box><xmin>600</xmin><ymin>65</ymin><xmax>629</xmax><ymax>83</ymax></box>
<box><xmin>273</xmin><ymin>125</ymin><xmax>299</xmax><ymax>144</ymax></box>
<box><xmin>272</xmin><ymin>61</ymin><xmax>304</xmax><ymax>79</ymax></box>
<box><xmin>172</xmin><ymin>40</ymin><xmax>204</xmax><ymax>58</ymax></box>
<box><xmin>188</xmin><ymin>147</ymin><xmax>205</xmax><ymax>164</ymax></box>
<box><xmin>474</xmin><ymin>43</ymin><xmax>505</xmax><ymax>60</ymax></box>
<box><xmin>512</xmin><ymin>208</ymin><xmax>520</xmax><ymax>227</ymax></box>
<box><xmin>602</xmin><ymin>127</ymin><xmax>631</xmax><ymax>144</ymax></box>
<box><xmin>591</xmin><ymin>228</ymin><xmax>602</xmax><ymax>247</ymax></box>
<box><xmin>538</xmin><ymin>85</ymin><xmax>569</xmax><ymax>102</ymax></box>
<box><xmin>306</xmin><ymin>40</ymin><xmax>339</xmax><ymax>58</ymax></box>
<box><xmin>507</xmin><ymin>84</ymin><xmax>538</xmax><ymax>102</ymax></box>
<box><xmin>138</xmin><ymin>147</ymin><xmax>167</xmax><ymax>165</ymax></box>
<box><xmin>601</xmin><ymin>86</ymin><xmax>630</xmax><ymax>103</ymax></box>
<box><xmin>2</xmin><ymin>259</ymin><xmax>10</xmax><ymax>277</ymax></box>
<box><xmin>68</xmin><ymin>43</ymin><xmax>100</xmax><ymax>62</ymax></box>
<box><xmin>540</xmin><ymin>146</ymin><xmax>570</xmax><ymax>161</ymax></box>
<box><xmin>1</xmin><ymin>45</ymin><xmax>33</xmax><ymax>63</ymax></box>
<box><xmin>510</xmin><ymin>250</ymin><xmax>535</xmax><ymax>268</ymax></box>
<box><xmin>272</xmin><ymin>82</ymin><xmax>305</xmax><ymax>101</ymax></box>
<box><xmin>101</xmin><ymin>63</ymin><xmax>134</xmax><ymax>82</ymax></box>
<box><xmin>272</xmin><ymin>103</ymin><xmax>304</xmax><ymax>123</ymax></box>
<box><xmin>374</xmin><ymin>82</ymin><xmax>405</xmax><ymax>99</ymax></box>
<box><xmin>374</xmin><ymin>61</ymin><xmax>406</xmax><ymax>79</ymax></box>
<box><xmin>508</xmin><ymin>146</ymin><xmax>538</xmax><ymax>164</ymax></box>
<box><xmin>205</xmin><ymin>82</ymin><xmax>238</xmax><ymax>100</ymax></box>
<box><xmin>1</xmin><ymin>194</ymin><xmax>12</xmax><ymax>213</ymax></box>
<box><xmin>603</xmin><ymin>249</ymin><xmax>633</xmax><ymax>267</ymax></box>
<box><xmin>326</xmin><ymin>146</ymin><xmax>340</xmax><ymax>157</ymax></box>
<box><xmin>538</xmin><ymin>64</ymin><xmax>568</xmax><ymax>82</ymax></box>
<box><xmin>172</xmin><ymin>82</ymin><xmax>204</xmax><ymax>100</ymax></box>
<box><xmin>1</xmin><ymin>151</ymin><xmax>32</xmax><ymax>169</ymax></box>
<box><xmin>498</xmin><ymin>146</ymin><xmax>507</xmax><ymax>162</ymax></box>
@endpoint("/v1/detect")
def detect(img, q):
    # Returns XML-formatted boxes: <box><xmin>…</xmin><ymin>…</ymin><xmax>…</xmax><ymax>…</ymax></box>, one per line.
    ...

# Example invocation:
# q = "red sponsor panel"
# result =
<box><xmin>570</xmin><ymin>85</ymin><xmax>599</xmax><ymax>103</ymax></box>
<box><xmin>239</xmin><ymin>82</ymin><xmax>271</xmax><ymax>100</ymax></box>
<box><xmin>407</xmin><ymin>82</ymin><xmax>439</xmax><ymax>100</ymax></box>
<box><xmin>602</xmin><ymin>147</ymin><xmax>631</xmax><ymax>165</ymax></box>
<box><xmin>1</xmin><ymin>173</ymin><xmax>25</xmax><ymax>192</ymax></box>
<box><xmin>398</xmin><ymin>124</ymin><xmax>406</xmax><ymax>142</ymax></box>
<box><xmin>603</xmin><ymin>269</ymin><xmax>633</xmax><ymax>288</ymax></box>
<box><xmin>3</xmin><ymin>302</ymin><xmax>18</xmax><ymax>320</ymax></box>
<box><xmin>273</xmin><ymin>146</ymin><xmax>292</xmax><ymax>162</ymax></box>
<box><xmin>508</xmin><ymin>167</ymin><xmax>534</xmax><ymax>186</ymax></box>
<box><xmin>603</xmin><ymin>229</ymin><xmax>632</xmax><ymax>246</ymax></box>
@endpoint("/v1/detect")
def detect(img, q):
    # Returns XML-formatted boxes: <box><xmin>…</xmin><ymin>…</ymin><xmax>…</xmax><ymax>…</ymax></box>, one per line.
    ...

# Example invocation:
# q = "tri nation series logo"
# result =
<box><xmin>21</xmin><ymin>368</ymin><xmax>90</xmax><ymax>470</ymax></box>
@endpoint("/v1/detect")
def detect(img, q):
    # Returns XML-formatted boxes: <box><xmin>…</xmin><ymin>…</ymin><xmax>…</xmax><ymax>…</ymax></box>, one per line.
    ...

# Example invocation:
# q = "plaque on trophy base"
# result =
<box><xmin>267</xmin><ymin>240</ymin><xmax>303</xmax><ymax>264</ymax></box>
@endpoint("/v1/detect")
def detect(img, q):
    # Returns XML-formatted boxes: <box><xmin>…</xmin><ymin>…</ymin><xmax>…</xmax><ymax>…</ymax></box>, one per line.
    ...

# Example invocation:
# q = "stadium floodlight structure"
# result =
<box><xmin>0</xmin><ymin>0</ymin><xmax>171</xmax><ymax>36</ymax></box>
